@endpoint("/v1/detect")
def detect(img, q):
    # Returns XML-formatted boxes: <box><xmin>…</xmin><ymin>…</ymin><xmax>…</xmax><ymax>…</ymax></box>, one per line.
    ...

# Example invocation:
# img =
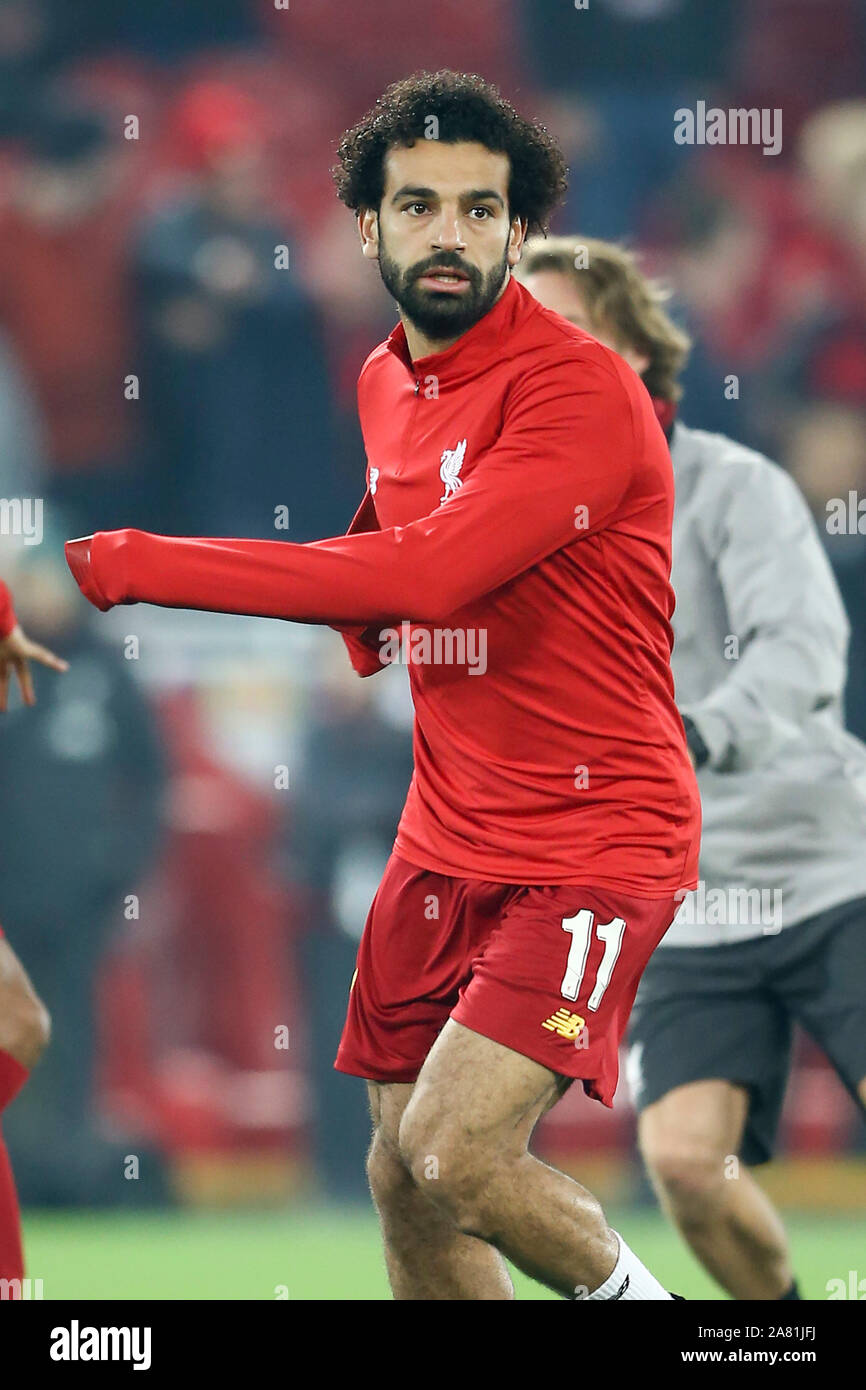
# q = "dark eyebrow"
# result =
<box><xmin>391</xmin><ymin>185</ymin><xmax>437</xmax><ymax>203</ymax></box>
<box><xmin>390</xmin><ymin>185</ymin><xmax>506</xmax><ymax>209</ymax></box>
<box><xmin>464</xmin><ymin>189</ymin><xmax>506</xmax><ymax>208</ymax></box>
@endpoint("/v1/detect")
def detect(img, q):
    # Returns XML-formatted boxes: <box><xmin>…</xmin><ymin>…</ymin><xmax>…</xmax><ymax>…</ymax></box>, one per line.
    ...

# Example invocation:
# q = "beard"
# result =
<box><xmin>377</xmin><ymin>229</ymin><xmax>510</xmax><ymax>342</ymax></box>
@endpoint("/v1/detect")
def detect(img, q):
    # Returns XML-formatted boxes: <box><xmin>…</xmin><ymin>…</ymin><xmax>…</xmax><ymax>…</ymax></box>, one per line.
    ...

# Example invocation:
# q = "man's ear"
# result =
<box><xmin>507</xmin><ymin>217</ymin><xmax>528</xmax><ymax>269</ymax></box>
<box><xmin>359</xmin><ymin>207</ymin><xmax>380</xmax><ymax>261</ymax></box>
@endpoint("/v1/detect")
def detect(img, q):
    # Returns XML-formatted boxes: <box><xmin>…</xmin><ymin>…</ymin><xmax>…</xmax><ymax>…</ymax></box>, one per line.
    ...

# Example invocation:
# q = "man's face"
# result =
<box><xmin>359</xmin><ymin>140</ymin><xmax>525</xmax><ymax>344</ymax></box>
<box><xmin>521</xmin><ymin>268</ymin><xmax>649</xmax><ymax>377</ymax></box>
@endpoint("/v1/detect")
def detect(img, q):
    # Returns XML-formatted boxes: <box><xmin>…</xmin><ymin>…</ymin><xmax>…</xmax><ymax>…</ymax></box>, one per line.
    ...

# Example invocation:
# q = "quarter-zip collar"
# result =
<box><xmin>384</xmin><ymin>274</ymin><xmax>534</xmax><ymax>386</ymax></box>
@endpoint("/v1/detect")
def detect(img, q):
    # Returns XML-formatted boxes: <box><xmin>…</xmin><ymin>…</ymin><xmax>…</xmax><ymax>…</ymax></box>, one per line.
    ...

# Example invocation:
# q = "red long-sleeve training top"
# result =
<box><xmin>76</xmin><ymin>276</ymin><xmax>701</xmax><ymax>894</ymax></box>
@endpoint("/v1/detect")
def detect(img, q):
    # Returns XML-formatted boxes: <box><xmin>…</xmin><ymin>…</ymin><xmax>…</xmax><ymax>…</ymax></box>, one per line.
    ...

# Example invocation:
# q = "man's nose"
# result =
<box><xmin>430</xmin><ymin>210</ymin><xmax>466</xmax><ymax>253</ymax></box>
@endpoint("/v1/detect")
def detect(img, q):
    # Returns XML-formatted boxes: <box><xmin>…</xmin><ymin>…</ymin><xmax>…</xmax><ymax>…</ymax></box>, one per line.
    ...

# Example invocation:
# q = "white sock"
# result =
<box><xmin>582</xmin><ymin>1231</ymin><xmax>673</xmax><ymax>1300</ymax></box>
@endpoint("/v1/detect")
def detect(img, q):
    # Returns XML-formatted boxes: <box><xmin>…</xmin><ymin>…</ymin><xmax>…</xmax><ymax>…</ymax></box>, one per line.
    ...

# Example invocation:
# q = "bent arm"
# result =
<box><xmin>680</xmin><ymin>462</ymin><xmax>849</xmax><ymax>771</ymax></box>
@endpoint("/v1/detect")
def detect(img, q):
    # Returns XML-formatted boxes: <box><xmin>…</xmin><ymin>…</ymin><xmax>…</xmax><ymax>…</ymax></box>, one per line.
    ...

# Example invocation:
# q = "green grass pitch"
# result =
<box><xmin>21</xmin><ymin>1207</ymin><xmax>861</xmax><ymax>1300</ymax></box>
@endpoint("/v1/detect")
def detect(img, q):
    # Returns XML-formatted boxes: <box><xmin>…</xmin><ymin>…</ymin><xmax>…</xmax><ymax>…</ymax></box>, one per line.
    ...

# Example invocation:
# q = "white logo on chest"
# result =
<box><xmin>369</xmin><ymin>467</ymin><xmax>379</xmax><ymax>496</ymax></box>
<box><xmin>439</xmin><ymin>439</ymin><xmax>467</xmax><ymax>503</ymax></box>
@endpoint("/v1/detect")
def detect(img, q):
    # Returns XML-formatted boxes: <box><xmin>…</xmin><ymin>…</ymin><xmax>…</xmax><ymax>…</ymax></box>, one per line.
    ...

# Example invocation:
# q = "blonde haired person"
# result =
<box><xmin>518</xmin><ymin>237</ymin><xmax>866</xmax><ymax>1302</ymax></box>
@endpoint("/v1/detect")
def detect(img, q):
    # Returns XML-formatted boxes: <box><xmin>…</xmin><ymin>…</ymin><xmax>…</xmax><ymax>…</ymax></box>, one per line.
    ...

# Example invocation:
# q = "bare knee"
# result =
<box><xmin>0</xmin><ymin>985</ymin><xmax>51</xmax><ymax>1069</ymax></box>
<box><xmin>641</xmin><ymin>1110</ymin><xmax>737</xmax><ymax>1223</ymax></box>
<box><xmin>0</xmin><ymin>940</ymin><xmax>51</xmax><ymax>1068</ymax></box>
<box><xmin>639</xmin><ymin>1082</ymin><xmax>747</xmax><ymax>1222</ymax></box>
<box><xmin>646</xmin><ymin>1141</ymin><xmax>733</xmax><ymax>1218</ymax></box>
<box><xmin>366</xmin><ymin>1128</ymin><xmax>415</xmax><ymax>1210</ymax></box>
<box><xmin>397</xmin><ymin>1102</ymin><xmax>502</xmax><ymax>1241</ymax></box>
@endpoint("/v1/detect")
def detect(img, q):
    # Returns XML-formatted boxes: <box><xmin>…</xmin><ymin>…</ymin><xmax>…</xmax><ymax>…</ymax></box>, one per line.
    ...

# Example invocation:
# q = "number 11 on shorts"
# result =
<box><xmin>560</xmin><ymin>909</ymin><xmax>626</xmax><ymax>1010</ymax></box>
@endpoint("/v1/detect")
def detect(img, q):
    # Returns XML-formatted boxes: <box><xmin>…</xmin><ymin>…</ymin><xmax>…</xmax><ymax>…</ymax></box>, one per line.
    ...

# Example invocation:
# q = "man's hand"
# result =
<box><xmin>0</xmin><ymin>624</ymin><xmax>69</xmax><ymax>711</ymax></box>
<box><xmin>681</xmin><ymin>714</ymin><xmax>709</xmax><ymax>771</ymax></box>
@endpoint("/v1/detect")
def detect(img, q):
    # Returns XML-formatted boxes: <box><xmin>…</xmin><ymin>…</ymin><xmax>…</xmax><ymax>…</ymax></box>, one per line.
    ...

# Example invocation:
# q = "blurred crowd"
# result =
<box><xmin>1</xmin><ymin>0</ymin><xmax>865</xmax><ymax>1203</ymax></box>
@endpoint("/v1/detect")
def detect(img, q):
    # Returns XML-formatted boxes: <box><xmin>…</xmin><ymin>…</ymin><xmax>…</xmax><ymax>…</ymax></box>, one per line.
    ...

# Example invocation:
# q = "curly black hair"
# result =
<box><xmin>333</xmin><ymin>70</ymin><xmax>568</xmax><ymax>236</ymax></box>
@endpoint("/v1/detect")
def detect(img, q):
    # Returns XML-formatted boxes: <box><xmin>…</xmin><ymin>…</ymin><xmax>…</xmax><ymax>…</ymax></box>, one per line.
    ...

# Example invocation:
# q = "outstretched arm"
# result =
<box><xmin>66</xmin><ymin>359</ymin><xmax>635</xmax><ymax>628</ymax></box>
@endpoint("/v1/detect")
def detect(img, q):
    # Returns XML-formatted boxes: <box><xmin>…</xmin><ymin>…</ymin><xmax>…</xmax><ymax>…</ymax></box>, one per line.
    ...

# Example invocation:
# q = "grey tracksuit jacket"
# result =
<box><xmin>661</xmin><ymin>421</ymin><xmax>866</xmax><ymax>946</ymax></box>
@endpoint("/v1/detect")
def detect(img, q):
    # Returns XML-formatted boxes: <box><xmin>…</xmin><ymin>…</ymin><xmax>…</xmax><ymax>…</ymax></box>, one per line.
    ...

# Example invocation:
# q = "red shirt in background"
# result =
<box><xmin>0</xmin><ymin>201</ymin><xmax>132</xmax><ymax>472</ymax></box>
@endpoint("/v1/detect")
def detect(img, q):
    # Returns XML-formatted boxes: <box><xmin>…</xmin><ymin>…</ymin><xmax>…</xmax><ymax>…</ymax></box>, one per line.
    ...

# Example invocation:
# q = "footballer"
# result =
<box><xmin>0</xmin><ymin>578</ymin><xmax>65</xmax><ymax>1294</ymax></box>
<box><xmin>65</xmin><ymin>72</ymin><xmax>701</xmax><ymax>1301</ymax></box>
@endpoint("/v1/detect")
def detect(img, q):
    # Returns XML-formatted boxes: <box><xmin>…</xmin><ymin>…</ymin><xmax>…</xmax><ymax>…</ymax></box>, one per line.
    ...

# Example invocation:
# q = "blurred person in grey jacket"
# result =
<box><xmin>518</xmin><ymin>237</ymin><xmax>866</xmax><ymax>1301</ymax></box>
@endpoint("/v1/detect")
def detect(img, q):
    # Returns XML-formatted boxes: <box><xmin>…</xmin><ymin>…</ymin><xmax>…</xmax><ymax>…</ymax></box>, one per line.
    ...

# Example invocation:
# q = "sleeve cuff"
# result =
<box><xmin>0</xmin><ymin>585</ymin><xmax>16</xmax><ymax>639</ymax></box>
<box><xmin>333</xmin><ymin>625</ymin><xmax>388</xmax><ymax>678</ymax></box>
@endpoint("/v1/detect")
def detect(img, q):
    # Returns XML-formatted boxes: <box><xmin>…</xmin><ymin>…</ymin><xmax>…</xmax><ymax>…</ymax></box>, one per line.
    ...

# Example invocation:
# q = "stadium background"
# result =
<box><xmin>1</xmin><ymin>0</ymin><xmax>865</xmax><ymax>1298</ymax></box>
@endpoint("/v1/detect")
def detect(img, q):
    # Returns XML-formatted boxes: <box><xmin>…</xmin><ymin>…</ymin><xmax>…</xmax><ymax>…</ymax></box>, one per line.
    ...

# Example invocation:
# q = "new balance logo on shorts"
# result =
<box><xmin>541</xmin><ymin>1008</ymin><xmax>585</xmax><ymax>1039</ymax></box>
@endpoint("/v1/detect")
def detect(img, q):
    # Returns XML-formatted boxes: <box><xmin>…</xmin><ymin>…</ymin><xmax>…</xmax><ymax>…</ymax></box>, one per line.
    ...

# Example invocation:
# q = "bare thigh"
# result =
<box><xmin>399</xmin><ymin>1018</ymin><xmax>570</xmax><ymax>1167</ymax></box>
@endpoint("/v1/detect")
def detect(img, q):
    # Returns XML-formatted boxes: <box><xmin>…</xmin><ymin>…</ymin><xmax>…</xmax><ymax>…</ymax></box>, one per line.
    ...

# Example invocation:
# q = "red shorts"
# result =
<box><xmin>335</xmin><ymin>852</ymin><xmax>681</xmax><ymax>1107</ymax></box>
